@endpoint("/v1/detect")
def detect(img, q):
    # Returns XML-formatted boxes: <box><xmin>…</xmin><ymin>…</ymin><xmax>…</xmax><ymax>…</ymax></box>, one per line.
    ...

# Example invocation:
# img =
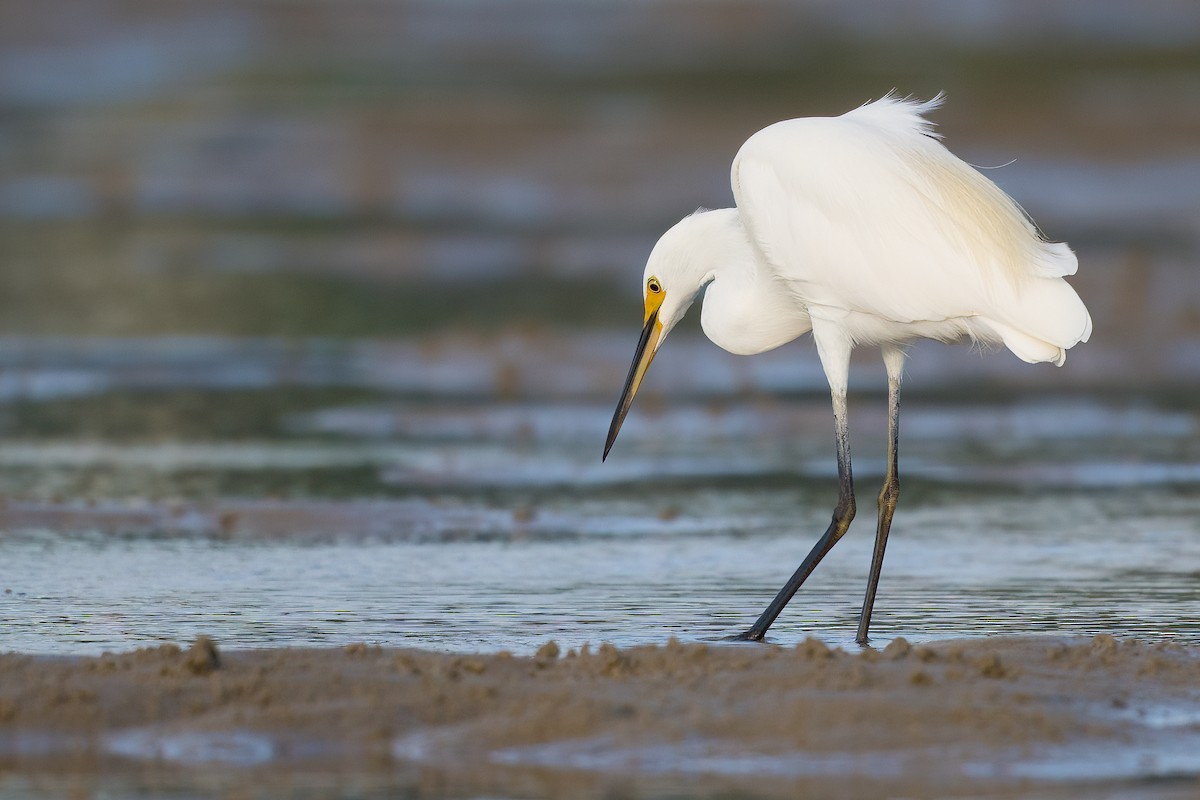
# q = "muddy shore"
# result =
<box><xmin>2</xmin><ymin>634</ymin><xmax>1198</xmax><ymax>798</ymax></box>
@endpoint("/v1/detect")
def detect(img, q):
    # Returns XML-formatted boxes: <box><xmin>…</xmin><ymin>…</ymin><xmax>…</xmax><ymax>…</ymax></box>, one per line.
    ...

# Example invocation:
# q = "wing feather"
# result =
<box><xmin>732</xmin><ymin>96</ymin><xmax>1076</xmax><ymax>325</ymax></box>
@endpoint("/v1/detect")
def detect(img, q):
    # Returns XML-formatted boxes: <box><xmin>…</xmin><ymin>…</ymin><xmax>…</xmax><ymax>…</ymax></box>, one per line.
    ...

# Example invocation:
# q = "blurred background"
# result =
<box><xmin>2</xmin><ymin>1</ymin><xmax>1199</xmax><ymax>654</ymax></box>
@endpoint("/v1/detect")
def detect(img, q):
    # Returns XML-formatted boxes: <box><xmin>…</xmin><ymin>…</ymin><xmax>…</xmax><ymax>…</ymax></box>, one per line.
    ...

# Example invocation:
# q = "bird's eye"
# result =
<box><xmin>647</xmin><ymin>279</ymin><xmax>662</xmax><ymax>293</ymax></box>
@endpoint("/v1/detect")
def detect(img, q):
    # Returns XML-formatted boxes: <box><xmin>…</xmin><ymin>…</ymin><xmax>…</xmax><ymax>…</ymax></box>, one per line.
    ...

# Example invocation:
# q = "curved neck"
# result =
<box><xmin>697</xmin><ymin>210</ymin><xmax>812</xmax><ymax>355</ymax></box>
<box><xmin>691</xmin><ymin>208</ymin><xmax>762</xmax><ymax>287</ymax></box>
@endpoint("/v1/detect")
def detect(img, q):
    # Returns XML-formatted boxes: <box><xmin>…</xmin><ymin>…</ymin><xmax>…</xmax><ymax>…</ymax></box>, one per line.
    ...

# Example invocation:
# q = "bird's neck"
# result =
<box><xmin>697</xmin><ymin>209</ymin><xmax>813</xmax><ymax>355</ymax></box>
<box><xmin>685</xmin><ymin>208</ymin><xmax>762</xmax><ymax>288</ymax></box>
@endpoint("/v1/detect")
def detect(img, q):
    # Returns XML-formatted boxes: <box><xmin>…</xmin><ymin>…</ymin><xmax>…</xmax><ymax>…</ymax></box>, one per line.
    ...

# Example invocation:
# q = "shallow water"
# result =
<box><xmin>3</xmin><ymin>376</ymin><xmax>1198</xmax><ymax>656</ymax></box>
<box><xmin>5</xmin><ymin>510</ymin><xmax>1200</xmax><ymax>656</ymax></box>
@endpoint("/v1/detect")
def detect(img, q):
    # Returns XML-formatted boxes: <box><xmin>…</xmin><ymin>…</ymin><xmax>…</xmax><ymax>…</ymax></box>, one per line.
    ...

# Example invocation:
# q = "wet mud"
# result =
<box><xmin>2</xmin><ymin>635</ymin><xmax>1199</xmax><ymax>798</ymax></box>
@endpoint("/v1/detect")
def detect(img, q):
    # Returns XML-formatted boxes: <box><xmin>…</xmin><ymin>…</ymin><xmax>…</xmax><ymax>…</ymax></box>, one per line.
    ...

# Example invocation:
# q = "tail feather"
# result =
<box><xmin>986</xmin><ymin>320</ymin><xmax>1067</xmax><ymax>366</ymax></box>
<box><xmin>984</xmin><ymin>277</ymin><xmax>1092</xmax><ymax>366</ymax></box>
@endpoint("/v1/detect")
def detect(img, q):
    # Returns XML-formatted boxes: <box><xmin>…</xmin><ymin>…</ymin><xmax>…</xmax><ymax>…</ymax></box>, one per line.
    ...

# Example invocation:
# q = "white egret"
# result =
<box><xmin>603</xmin><ymin>94</ymin><xmax>1092</xmax><ymax>645</ymax></box>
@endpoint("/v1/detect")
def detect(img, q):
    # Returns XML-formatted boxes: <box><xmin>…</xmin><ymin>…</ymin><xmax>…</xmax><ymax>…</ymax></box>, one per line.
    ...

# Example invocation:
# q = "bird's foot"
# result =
<box><xmin>723</xmin><ymin>629</ymin><xmax>766</xmax><ymax>643</ymax></box>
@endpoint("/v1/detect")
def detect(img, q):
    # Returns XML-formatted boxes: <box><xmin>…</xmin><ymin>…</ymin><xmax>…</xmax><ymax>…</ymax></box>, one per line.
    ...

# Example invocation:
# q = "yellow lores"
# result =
<box><xmin>644</xmin><ymin>276</ymin><xmax>665</xmax><ymax>322</ymax></box>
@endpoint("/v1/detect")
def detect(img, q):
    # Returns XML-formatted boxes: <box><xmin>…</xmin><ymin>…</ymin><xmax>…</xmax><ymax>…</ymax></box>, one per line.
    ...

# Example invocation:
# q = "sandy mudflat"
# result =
<box><xmin>1</xmin><ymin>635</ymin><xmax>1199</xmax><ymax>798</ymax></box>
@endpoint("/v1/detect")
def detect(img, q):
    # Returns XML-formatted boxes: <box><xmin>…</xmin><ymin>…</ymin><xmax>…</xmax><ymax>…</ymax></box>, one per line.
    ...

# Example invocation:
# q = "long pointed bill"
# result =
<box><xmin>603</xmin><ymin>310</ymin><xmax>663</xmax><ymax>461</ymax></box>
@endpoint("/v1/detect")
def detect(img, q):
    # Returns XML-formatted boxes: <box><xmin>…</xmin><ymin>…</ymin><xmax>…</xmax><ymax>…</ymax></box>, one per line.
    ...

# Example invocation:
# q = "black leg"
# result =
<box><xmin>734</xmin><ymin>391</ymin><xmax>855</xmax><ymax>642</ymax></box>
<box><xmin>856</xmin><ymin>365</ymin><xmax>901</xmax><ymax>645</ymax></box>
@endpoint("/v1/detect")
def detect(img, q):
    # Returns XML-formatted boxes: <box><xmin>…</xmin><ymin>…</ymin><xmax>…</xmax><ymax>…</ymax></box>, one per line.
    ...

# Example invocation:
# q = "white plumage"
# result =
<box><xmin>604</xmin><ymin>94</ymin><xmax>1092</xmax><ymax>645</ymax></box>
<box><xmin>651</xmin><ymin>94</ymin><xmax>1090</xmax><ymax>365</ymax></box>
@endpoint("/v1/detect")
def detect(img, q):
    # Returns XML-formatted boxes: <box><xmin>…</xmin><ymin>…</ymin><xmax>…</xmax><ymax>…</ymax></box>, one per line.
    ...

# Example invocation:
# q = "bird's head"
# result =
<box><xmin>603</xmin><ymin>211</ymin><xmax>725</xmax><ymax>460</ymax></box>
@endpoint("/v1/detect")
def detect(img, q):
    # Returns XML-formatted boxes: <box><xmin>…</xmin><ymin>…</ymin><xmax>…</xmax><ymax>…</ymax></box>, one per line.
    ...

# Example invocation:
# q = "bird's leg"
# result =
<box><xmin>735</xmin><ymin>393</ymin><xmax>854</xmax><ymax>641</ymax></box>
<box><xmin>735</xmin><ymin>328</ymin><xmax>855</xmax><ymax>642</ymax></box>
<box><xmin>856</xmin><ymin>345</ymin><xmax>905</xmax><ymax>645</ymax></box>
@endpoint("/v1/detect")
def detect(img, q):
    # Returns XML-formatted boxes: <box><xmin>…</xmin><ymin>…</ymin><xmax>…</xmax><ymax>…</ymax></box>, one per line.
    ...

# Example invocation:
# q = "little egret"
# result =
<box><xmin>603</xmin><ymin>94</ymin><xmax>1091</xmax><ymax>645</ymax></box>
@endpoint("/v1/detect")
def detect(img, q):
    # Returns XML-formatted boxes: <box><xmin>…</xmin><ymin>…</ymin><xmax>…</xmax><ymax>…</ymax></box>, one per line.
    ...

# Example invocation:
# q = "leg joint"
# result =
<box><xmin>834</xmin><ymin>495</ymin><xmax>856</xmax><ymax>525</ymax></box>
<box><xmin>877</xmin><ymin>476</ymin><xmax>900</xmax><ymax>511</ymax></box>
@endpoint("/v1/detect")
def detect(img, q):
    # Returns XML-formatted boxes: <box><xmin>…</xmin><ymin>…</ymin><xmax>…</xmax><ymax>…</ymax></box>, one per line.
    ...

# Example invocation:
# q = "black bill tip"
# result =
<box><xmin>602</xmin><ymin>311</ymin><xmax>659</xmax><ymax>462</ymax></box>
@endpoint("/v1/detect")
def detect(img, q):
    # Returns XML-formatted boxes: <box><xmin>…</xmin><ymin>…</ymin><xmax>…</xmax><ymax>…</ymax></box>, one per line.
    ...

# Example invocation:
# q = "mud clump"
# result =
<box><xmin>596</xmin><ymin>643</ymin><xmax>632</xmax><ymax>677</ymax></box>
<box><xmin>884</xmin><ymin>637</ymin><xmax>912</xmax><ymax>660</ymax></box>
<box><xmin>344</xmin><ymin>642</ymin><xmax>382</xmax><ymax>659</ymax></box>
<box><xmin>534</xmin><ymin>640</ymin><xmax>560</xmax><ymax>665</ymax></box>
<box><xmin>794</xmin><ymin>637</ymin><xmax>834</xmax><ymax>660</ymax></box>
<box><xmin>184</xmin><ymin>636</ymin><xmax>221</xmax><ymax>675</ymax></box>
